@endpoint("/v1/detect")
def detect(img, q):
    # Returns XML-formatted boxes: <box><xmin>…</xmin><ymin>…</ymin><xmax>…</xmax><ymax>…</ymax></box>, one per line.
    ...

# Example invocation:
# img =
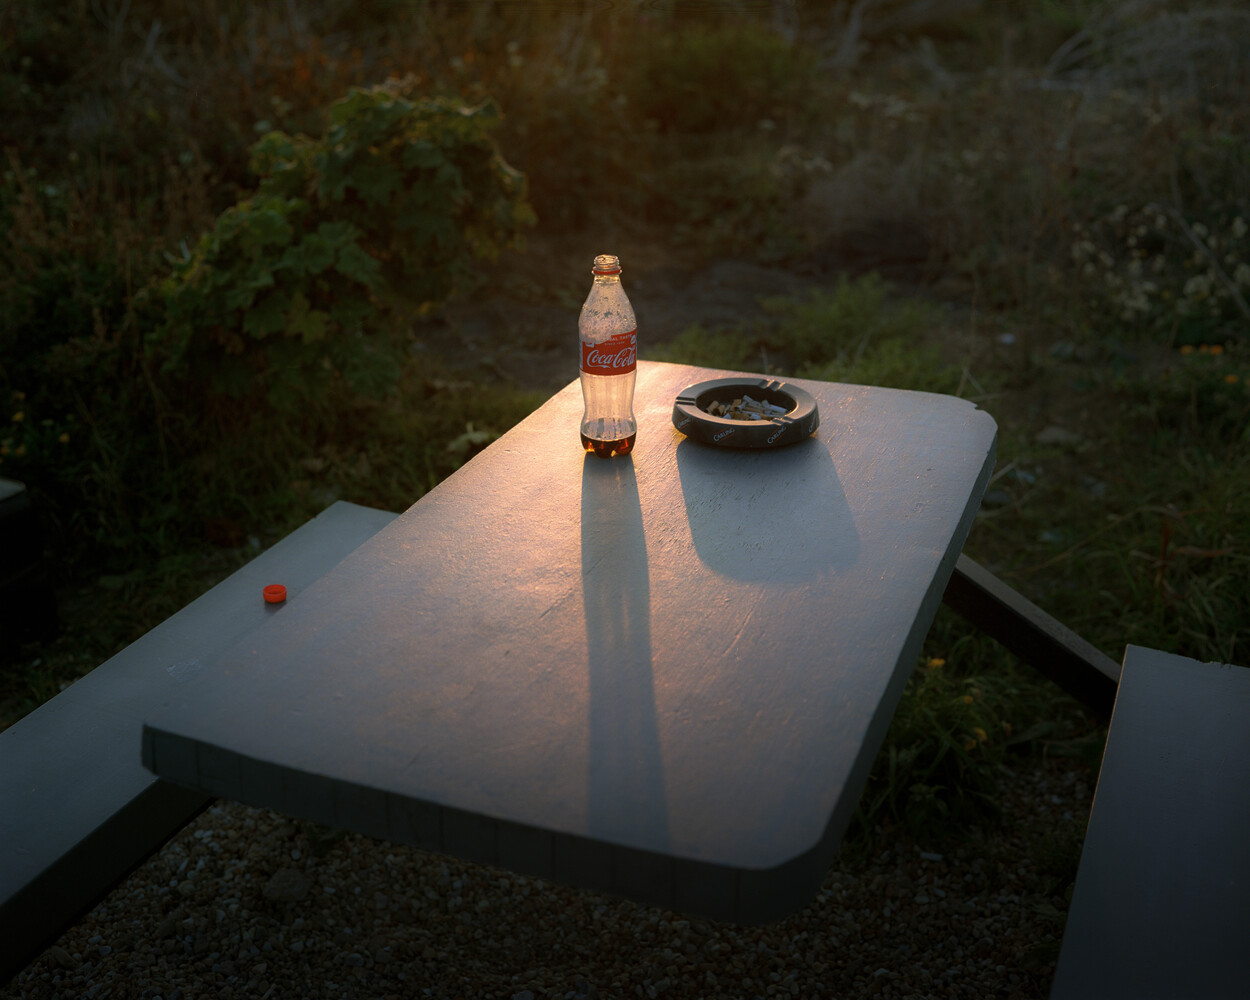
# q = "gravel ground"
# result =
<box><xmin>4</xmin><ymin>756</ymin><xmax>1092</xmax><ymax>1000</ymax></box>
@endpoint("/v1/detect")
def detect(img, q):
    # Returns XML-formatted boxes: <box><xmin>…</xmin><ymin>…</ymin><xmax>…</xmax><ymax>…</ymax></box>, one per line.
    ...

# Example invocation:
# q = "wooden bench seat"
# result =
<box><xmin>1050</xmin><ymin>644</ymin><xmax>1250</xmax><ymax>999</ymax></box>
<box><xmin>0</xmin><ymin>501</ymin><xmax>397</xmax><ymax>984</ymax></box>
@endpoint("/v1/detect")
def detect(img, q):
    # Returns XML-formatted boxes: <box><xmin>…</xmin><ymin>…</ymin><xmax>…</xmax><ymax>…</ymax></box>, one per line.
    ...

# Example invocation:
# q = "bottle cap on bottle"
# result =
<box><xmin>592</xmin><ymin>254</ymin><xmax>621</xmax><ymax>275</ymax></box>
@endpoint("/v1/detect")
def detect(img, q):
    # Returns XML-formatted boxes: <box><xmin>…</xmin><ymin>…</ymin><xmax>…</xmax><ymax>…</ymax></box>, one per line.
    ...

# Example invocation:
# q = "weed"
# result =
<box><xmin>855</xmin><ymin>649</ymin><xmax>1014</xmax><ymax>841</ymax></box>
<box><xmin>853</xmin><ymin>602</ymin><xmax>1103</xmax><ymax>845</ymax></box>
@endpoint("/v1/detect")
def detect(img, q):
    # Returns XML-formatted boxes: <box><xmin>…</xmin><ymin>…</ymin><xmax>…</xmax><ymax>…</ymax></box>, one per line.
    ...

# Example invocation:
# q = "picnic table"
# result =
<box><xmin>141</xmin><ymin>360</ymin><xmax>997</xmax><ymax>922</ymax></box>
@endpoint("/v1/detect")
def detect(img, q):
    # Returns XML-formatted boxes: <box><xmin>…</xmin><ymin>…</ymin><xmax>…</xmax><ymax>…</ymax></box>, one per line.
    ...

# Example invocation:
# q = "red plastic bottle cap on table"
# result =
<box><xmin>263</xmin><ymin>584</ymin><xmax>287</xmax><ymax>604</ymax></box>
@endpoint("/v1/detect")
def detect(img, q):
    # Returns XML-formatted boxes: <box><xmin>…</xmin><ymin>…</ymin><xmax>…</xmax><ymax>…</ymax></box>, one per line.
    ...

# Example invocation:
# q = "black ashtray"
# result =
<box><xmin>672</xmin><ymin>377</ymin><xmax>819</xmax><ymax>449</ymax></box>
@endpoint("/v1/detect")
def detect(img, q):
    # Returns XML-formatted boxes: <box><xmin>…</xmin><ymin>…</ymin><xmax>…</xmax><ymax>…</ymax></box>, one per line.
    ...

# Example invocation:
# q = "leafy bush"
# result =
<box><xmin>1</xmin><ymin>79</ymin><xmax>536</xmax><ymax>573</ymax></box>
<box><xmin>155</xmin><ymin>82</ymin><xmax>535</xmax><ymax>411</ymax></box>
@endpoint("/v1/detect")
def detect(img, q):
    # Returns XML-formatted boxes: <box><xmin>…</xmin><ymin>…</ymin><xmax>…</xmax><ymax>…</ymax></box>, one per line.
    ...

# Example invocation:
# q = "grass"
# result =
<box><xmin>3</xmin><ymin>0</ymin><xmax>1248</xmax><ymax>860</ymax></box>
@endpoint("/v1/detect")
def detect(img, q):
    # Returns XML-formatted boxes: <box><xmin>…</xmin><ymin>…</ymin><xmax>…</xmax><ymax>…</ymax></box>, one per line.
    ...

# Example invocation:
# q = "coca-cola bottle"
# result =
<box><xmin>579</xmin><ymin>254</ymin><xmax>638</xmax><ymax>458</ymax></box>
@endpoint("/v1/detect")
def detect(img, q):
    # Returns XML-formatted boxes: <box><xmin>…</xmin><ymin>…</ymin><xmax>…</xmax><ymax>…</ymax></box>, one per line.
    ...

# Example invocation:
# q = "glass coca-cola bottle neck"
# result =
<box><xmin>591</xmin><ymin>254</ymin><xmax>622</xmax><ymax>280</ymax></box>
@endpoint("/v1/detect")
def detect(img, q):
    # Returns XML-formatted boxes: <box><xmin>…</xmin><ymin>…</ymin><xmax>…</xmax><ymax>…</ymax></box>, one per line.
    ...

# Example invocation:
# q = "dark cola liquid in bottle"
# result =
<box><xmin>579</xmin><ymin>254</ymin><xmax>638</xmax><ymax>458</ymax></box>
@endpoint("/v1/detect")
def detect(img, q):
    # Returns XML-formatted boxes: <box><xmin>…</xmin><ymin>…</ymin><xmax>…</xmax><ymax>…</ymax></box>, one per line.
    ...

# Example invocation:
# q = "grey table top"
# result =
<box><xmin>143</xmin><ymin>361</ymin><xmax>997</xmax><ymax>922</ymax></box>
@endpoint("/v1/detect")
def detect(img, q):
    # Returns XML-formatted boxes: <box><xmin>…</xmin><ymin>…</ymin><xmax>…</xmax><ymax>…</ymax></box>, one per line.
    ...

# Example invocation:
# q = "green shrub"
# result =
<box><xmin>651</xmin><ymin>147</ymin><xmax>800</xmax><ymax>261</ymax></box>
<box><xmin>1</xmin><ymin>80</ymin><xmax>537</xmax><ymax>573</ymax></box>
<box><xmin>155</xmin><ymin>82</ymin><xmax>535</xmax><ymax>411</ymax></box>
<box><xmin>484</xmin><ymin>33</ymin><xmax>637</xmax><ymax>232</ymax></box>
<box><xmin>643</xmin><ymin>276</ymin><xmax>962</xmax><ymax>393</ymax></box>
<box><xmin>644</xmin><ymin>323</ymin><xmax>758</xmax><ymax>371</ymax></box>
<box><xmin>0</xmin><ymin>156</ymin><xmax>153</xmax><ymax>386</ymax></box>
<box><xmin>762</xmin><ymin>275</ymin><xmax>920</xmax><ymax>364</ymax></box>
<box><xmin>625</xmin><ymin>22</ymin><xmax>815</xmax><ymax>134</ymax></box>
<box><xmin>765</xmin><ymin>276</ymin><xmax>961</xmax><ymax>391</ymax></box>
<box><xmin>0</xmin><ymin>155</ymin><xmax>173</xmax><ymax>568</ymax></box>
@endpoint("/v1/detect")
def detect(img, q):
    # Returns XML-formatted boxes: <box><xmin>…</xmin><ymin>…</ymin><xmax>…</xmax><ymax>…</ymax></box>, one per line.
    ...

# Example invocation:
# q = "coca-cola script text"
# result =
<box><xmin>581</xmin><ymin>329</ymin><xmax>637</xmax><ymax>376</ymax></box>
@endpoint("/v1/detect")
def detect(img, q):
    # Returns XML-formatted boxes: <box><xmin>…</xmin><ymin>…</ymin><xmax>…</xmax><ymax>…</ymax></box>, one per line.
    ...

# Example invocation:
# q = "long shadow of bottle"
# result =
<box><xmin>580</xmin><ymin>455</ymin><xmax>669</xmax><ymax>853</ymax></box>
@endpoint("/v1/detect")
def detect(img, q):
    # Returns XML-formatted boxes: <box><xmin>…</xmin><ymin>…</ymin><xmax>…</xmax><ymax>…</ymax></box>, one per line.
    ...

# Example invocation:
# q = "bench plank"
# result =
<box><xmin>1050</xmin><ymin>645</ymin><xmax>1250</xmax><ymax>1000</ymax></box>
<box><xmin>0</xmin><ymin>501</ymin><xmax>397</xmax><ymax>984</ymax></box>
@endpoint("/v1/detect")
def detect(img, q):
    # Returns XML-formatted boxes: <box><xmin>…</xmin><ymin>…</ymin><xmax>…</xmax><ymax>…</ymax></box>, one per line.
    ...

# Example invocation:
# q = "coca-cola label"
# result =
<box><xmin>581</xmin><ymin>329</ymin><xmax>637</xmax><ymax>375</ymax></box>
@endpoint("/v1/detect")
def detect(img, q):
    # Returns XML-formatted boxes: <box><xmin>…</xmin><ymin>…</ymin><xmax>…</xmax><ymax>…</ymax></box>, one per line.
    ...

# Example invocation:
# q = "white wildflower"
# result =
<box><xmin>1183</xmin><ymin>274</ymin><xmax>1213</xmax><ymax>300</ymax></box>
<box><xmin>1072</xmin><ymin>240</ymin><xmax>1097</xmax><ymax>262</ymax></box>
<box><xmin>1117</xmin><ymin>289</ymin><xmax>1152</xmax><ymax>317</ymax></box>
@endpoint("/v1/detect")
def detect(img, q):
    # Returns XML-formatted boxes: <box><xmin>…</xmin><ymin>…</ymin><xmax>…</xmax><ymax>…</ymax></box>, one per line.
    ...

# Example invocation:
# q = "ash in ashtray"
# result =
<box><xmin>702</xmin><ymin>394</ymin><xmax>791</xmax><ymax>421</ymax></box>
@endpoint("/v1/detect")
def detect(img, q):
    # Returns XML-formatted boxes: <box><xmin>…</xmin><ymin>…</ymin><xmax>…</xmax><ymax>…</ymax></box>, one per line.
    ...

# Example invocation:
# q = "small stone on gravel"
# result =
<box><xmin>261</xmin><ymin>867</ymin><xmax>309</xmax><ymax>903</ymax></box>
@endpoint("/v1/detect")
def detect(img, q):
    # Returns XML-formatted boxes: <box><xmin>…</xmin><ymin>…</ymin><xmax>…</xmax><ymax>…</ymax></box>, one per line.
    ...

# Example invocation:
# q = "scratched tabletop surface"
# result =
<box><xmin>143</xmin><ymin>360</ymin><xmax>997</xmax><ymax>922</ymax></box>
